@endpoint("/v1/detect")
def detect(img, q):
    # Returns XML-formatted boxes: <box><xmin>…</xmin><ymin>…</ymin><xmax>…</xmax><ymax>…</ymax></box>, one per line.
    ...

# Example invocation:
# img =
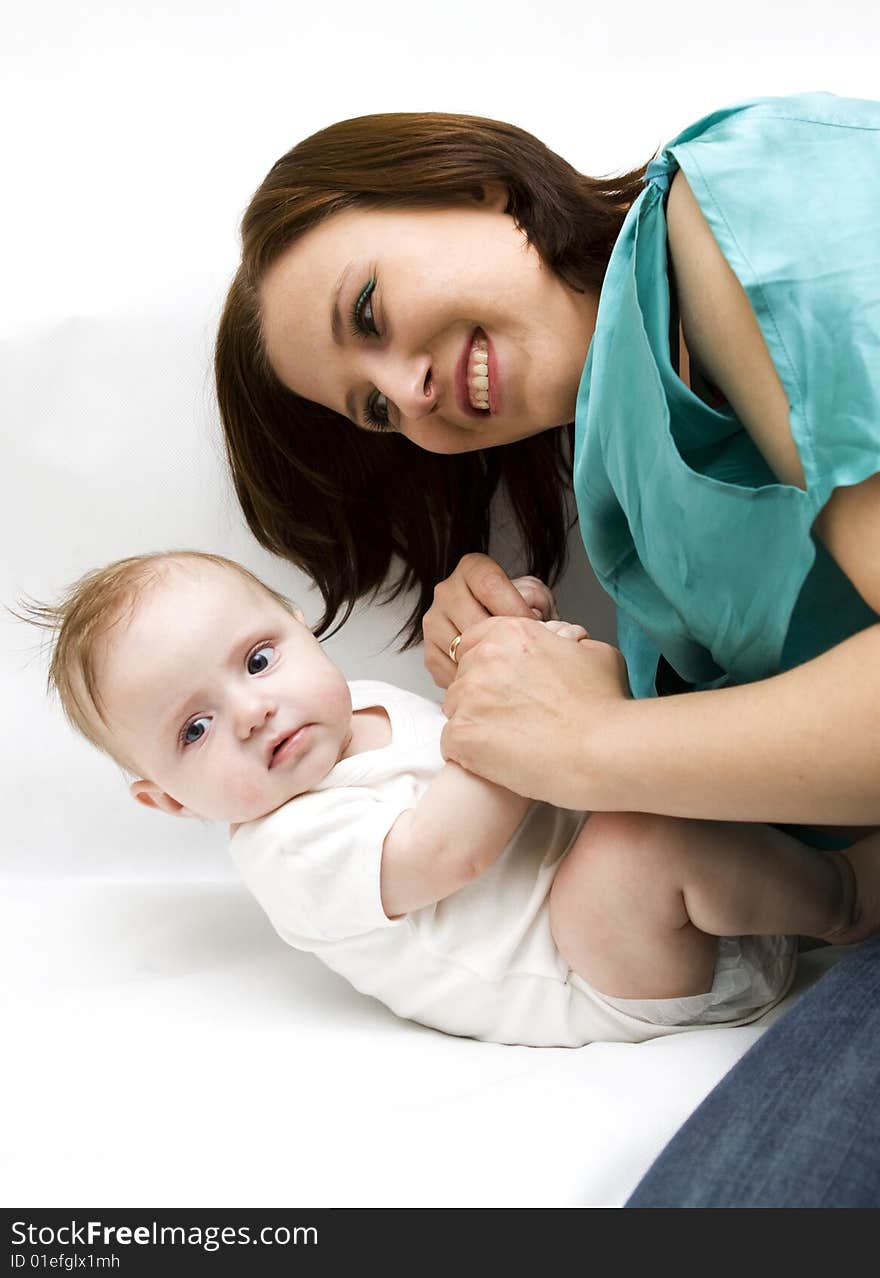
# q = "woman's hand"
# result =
<box><xmin>422</xmin><ymin>554</ymin><xmax>557</xmax><ymax>689</ymax></box>
<box><xmin>440</xmin><ymin>616</ymin><xmax>631</xmax><ymax>810</ymax></box>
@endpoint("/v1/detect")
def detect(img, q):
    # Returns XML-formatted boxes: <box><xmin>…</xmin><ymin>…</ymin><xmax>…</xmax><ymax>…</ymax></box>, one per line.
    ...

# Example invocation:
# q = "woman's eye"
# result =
<box><xmin>350</xmin><ymin>278</ymin><xmax>379</xmax><ymax>338</ymax></box>
<box><xmin>181</xmin><ymin>716</ymin><xmax>211</xmax><ymax>747</ymax></box>
<box><xmin>364</xmin><ymin>391</ymin><xmax>392</xmax><ymax>432</ymax></box>
<box><xmin>247</xmin><ymin>643</ymin><xmax>276</xmax><ymax>675</ymax></box>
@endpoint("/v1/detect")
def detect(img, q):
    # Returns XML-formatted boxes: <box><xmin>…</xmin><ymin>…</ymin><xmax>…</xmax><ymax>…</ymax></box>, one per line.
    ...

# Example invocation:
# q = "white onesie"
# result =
<box><xmin>229</xmin><ymin>681</ymin><xmax>795</xmax><ymax>1047</ymax></box>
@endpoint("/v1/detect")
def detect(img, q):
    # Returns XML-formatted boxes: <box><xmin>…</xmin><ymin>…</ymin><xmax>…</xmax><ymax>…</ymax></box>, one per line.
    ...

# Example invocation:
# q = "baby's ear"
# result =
<box><xmin>129</xmin><ymin>779</ymin><xmax>196</xmax><ymax>818</ymax></box>
<box><xmin>293</xmin><ymin>607</ymin><xmax>306</xmax><ymax>625</ymax></box>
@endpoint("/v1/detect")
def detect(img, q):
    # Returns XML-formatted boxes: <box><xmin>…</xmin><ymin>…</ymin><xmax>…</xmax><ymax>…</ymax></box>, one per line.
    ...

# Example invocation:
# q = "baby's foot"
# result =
<box><xmin>821</xmin><ymin>841</ymin><xmax>880</xmax><ymax>946</ymax></box>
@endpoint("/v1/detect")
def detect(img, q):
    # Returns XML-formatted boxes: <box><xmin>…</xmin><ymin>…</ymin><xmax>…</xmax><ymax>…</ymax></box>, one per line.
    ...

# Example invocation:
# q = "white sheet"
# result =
<box><xmin>0</xmin><ymin>880</ymin><xmax>844</xmax><ymax>1207</ymax></box>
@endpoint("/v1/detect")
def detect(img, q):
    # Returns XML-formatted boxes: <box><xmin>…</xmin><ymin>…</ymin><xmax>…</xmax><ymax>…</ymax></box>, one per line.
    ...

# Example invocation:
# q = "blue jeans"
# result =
<box><xmin>626</xmin><ymin>934</ymin><xmax>880</xmax><ymax>1207</ymax></box>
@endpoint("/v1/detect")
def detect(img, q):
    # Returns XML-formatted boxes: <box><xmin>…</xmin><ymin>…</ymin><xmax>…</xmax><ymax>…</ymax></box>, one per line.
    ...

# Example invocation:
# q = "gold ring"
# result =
<box><xmin>448</xmin><ymin>632</ymin><xmax>462</xmax><ymax>663</ymax></box>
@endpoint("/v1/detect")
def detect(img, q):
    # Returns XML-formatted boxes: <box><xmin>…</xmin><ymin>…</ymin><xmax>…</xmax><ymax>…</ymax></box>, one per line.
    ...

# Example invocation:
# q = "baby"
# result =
<box><xmin>31</xmin><ymin>550</ymin><xmax>876</xmax><ymax>1047</ymax></box>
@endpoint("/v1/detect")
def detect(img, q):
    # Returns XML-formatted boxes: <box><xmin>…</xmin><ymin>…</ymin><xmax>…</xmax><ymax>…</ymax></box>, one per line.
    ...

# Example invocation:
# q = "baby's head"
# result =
<box><xmin>34</xmin><ymin>551</ymin><xmax>353</xmax><ymax>823</ymax></box>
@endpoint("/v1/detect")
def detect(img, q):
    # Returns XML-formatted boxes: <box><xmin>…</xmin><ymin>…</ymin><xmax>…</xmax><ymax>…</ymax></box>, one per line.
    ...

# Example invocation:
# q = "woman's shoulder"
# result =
<box><xmin>574</xmin><ymin>91</ymin><xmax>880</xmax><ymax>689</ymax></box>
<box><xmin>654</xmin><ymin>91</ymin><xmax>880</xmax><ymax>168</ymax></box>
<box><xmin>660</xmin><ymin>91</ymin><xmax>880</xmax><ymax>495</ymax></box>
<box><xmin>664</xmin><ymin>169</ymin><xmax>806</xmax><ymax>490</ymax></box>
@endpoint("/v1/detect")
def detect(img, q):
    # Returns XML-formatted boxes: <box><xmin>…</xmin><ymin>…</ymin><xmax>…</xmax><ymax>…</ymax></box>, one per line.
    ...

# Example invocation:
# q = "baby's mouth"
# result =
<box><xmin>268</xmin><ymin>728</ymin><xmax>306</xmax><ymax>769</ymax></box>
<box><xmin>269</xmin><ymin>720</ymin><xmax>314</xmax><ymax>766</ymax></box>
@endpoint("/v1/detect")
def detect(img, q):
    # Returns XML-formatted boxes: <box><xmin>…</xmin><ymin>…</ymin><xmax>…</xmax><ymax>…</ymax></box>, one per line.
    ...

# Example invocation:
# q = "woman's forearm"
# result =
<box><xmin>442</xmin><ymin>616</ymin><xmax>880</xmax><ymax>824</ymax></box>
<box><xmin>594</xmin><ymin>623</ymin><xmax>880</xmax><ymax>824</ymax></box>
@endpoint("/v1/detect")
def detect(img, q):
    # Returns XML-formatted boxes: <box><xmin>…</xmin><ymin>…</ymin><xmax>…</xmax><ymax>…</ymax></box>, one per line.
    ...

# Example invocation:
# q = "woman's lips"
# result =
<box><xmin>455</xmin><ymin>327</ymin><xmax>498</xmax><ymax>419</ymax></box>
<box><xmin>269</xmin><ymin>724</ymin><xmax>310</xmax><ymax>769</ymax></box>
<box><xmin>485</xmin><ymin>332</ymin><xmax>500</xmax><ymax>415</ymax></box>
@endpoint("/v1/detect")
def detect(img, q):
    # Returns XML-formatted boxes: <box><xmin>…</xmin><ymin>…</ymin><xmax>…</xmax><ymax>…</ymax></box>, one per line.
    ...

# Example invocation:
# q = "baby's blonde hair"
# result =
<box><xmin>22</xmin><ymin>550</ymin><xmax>297</xmax><ymax>767</ymax></box>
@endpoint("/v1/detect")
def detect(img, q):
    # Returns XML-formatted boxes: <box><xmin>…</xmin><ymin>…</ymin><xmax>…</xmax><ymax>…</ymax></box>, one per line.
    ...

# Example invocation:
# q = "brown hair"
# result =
<box><xmin>21</xmin><ymin>550</ymin><xmax>295</xmax><ymax>769</ymax></box>
<box><xmin>216</xmin><ymin>112</ymin><xmax>648</xmax><ymax>645</ymax></box>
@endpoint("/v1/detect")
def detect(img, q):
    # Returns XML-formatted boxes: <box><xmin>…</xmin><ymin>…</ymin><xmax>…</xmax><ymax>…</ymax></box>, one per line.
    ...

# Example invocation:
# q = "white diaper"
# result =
<box><xmin>572</xmin><ymin>934</ymin><xmax>797</xmax><ymax>1030</ymax></box>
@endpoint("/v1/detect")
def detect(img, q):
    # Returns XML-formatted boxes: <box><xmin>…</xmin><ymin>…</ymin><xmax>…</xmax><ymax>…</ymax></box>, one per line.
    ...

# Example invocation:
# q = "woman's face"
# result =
<box><xmin>259</xmin><ymin>191</ymin><xmax>599</xmax><ymax>454</ymax></box>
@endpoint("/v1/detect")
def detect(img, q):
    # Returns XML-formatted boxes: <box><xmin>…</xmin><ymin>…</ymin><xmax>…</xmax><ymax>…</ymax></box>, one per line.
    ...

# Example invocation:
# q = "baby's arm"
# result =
<box><xmin>380</xmin><ymin>763</ymin><xmax>530</xmax><ymax>917</ymax></box>
<box><xmin>381</xmin><ymin>615</ymin><xmax>589</xmax><ymax>918</ymax></box>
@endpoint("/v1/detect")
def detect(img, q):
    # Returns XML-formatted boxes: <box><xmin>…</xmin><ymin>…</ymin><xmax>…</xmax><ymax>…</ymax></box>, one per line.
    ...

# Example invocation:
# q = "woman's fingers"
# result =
<box><xmin>441</xmin><ymin>616</ymin><xmax>631</xmax><ymax>809</ymax></box>
<box><xmin>422</xmin><ymin>553</ymin><xmax>534</xmax><ymax>689</ymax></box>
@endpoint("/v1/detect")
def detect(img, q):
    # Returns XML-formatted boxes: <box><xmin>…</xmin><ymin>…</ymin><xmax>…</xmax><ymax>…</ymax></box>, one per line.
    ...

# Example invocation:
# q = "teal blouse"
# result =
<box><xmin>574</xmin><ymin>92</ymin><xmax>880</xmax><ymax>702</ymax></box>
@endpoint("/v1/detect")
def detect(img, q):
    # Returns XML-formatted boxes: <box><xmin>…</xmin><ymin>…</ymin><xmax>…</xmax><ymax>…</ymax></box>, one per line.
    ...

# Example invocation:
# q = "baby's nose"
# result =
<box><xmin>237</xmin><ymin>696</ymin><xmax>275</xmax><ymax>739</ymax></box>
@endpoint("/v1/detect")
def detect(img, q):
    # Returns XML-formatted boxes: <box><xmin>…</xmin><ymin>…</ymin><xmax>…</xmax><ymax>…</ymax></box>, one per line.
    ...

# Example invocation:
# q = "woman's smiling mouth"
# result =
<box><xmin>467</xmin><ymin>332</ymin><xmax>490</xmax><ymax>409</ymax></box>
<box><xmin>456</xmin><ymin>328</ymin><xmax>498</xmax><ymax>418</ymax></box>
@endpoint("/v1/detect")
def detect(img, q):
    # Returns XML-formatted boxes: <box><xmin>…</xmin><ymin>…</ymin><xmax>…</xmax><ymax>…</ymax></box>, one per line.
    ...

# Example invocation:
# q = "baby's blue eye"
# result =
<box><xmin>182</xmin><ymin>716</ymin><xmax>211</xmax><ymax>746</ymax></box>
<box><xmin>247</xmin><ymin>643</ymin><xmax>276</xmax><ymax>675</ymax></box>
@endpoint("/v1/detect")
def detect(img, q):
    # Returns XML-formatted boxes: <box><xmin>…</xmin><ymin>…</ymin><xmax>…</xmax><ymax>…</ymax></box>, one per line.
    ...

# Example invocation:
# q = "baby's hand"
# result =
<box><xmin>543</xmin><ymin>619</ymin><xmax>590</xmax><ymax>642</ymax></box>
<box><xmin>511</xmin><ymin>575</ymin><xmax>559</xmax><ymax>622</ymax></box>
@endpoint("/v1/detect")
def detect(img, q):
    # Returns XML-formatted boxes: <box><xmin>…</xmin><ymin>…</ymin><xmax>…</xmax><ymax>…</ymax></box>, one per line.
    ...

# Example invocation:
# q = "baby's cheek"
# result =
<box><xmin>215</xmin><ymin>771</ymin><xmax>272</xmax><ymax>823</ymax></box>
<box><xmin>327</xmin><ymin>675</ymin><xmax>353</xmax><ymax>723</ymax></box>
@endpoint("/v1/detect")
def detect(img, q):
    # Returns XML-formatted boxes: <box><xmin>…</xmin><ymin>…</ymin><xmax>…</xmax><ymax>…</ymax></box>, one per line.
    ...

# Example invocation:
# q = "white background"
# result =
<box><xmin>0</xmin><ymin>0</ymin><xmax>876</xmax><ymax>1208</ymax></box>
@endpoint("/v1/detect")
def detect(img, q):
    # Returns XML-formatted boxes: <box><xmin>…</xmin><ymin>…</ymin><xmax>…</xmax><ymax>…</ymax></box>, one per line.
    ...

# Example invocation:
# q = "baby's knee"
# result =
<box><xmin>554</xmin><ymin>811</ymin><xmax>675</xmax><ymax>904</ymax></box>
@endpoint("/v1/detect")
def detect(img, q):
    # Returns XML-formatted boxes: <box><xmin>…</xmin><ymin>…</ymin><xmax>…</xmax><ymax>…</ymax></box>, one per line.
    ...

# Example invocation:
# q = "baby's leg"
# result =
<box><xmin>550</xmin><ymin>812</ymin><xmax>854</xmax><ymax>1000</ymax></box>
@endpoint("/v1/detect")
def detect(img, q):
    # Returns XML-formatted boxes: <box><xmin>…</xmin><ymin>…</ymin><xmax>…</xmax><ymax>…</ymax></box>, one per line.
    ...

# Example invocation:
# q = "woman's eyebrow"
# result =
<box><xmin>330</xmin><ymin>265</ymin><xmax>359</xmax><ymax>423</ymax></box>
<box><xmin>330</xmin><ymin>264</ymin><xmax>354</xmax><ymax>347</ymax></box>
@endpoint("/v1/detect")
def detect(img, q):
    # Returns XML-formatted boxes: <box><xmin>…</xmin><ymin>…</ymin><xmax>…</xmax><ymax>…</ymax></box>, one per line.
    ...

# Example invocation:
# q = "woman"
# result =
<box><xmin>216</xmin><ymin>93</ymin><xmax>880</xmax><ymax>1204</ymax></box>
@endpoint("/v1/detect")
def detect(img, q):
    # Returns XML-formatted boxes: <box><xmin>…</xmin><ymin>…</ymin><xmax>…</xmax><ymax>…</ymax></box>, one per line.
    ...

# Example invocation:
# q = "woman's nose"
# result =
<box><xmin>372</xmin><ymin>352</ymin><xmax>436</xmax><ymax>422</ymax></box>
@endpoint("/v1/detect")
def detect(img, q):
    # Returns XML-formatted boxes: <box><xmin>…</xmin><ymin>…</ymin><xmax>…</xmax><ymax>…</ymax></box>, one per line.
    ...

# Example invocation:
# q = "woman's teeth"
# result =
<box><xmin>468</xmin><ymin>335</ymin><xmax>490</xmax><ymax>411</ymax></box>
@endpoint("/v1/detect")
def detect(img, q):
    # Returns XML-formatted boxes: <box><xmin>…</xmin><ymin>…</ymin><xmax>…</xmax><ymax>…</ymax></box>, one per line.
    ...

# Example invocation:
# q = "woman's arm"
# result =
<box><xmin>598</xmin><ymin>623</ymin><xmax>880</xmax><ymax>824</ymax></box>
<box><xmin>441</xmin><ymin>617</ymin><xmax>880</xmax><ymax>825</ymax></box>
